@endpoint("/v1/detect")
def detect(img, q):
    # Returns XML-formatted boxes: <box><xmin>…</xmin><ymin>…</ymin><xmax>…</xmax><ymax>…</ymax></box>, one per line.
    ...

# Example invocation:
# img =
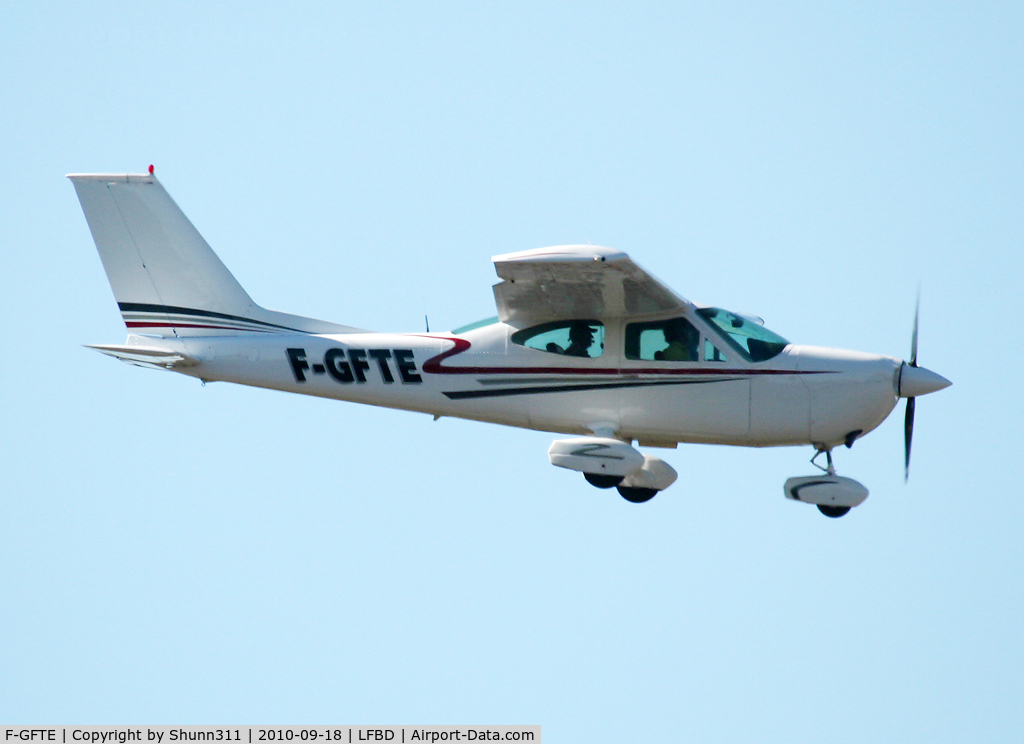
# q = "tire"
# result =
<box><xmin>817</xmin><ymin>504</ymin><xmax>851</xmax><ymax>518</ymax></box>
<box><xmin>584</xmin><ymin>473</ymin><xmax>624</xmax><ymax>489</ymax></box>
<box><xmin>617</xmin><ymin>486</ymin><xmax>658</xmax><ymax>503</ymax></box>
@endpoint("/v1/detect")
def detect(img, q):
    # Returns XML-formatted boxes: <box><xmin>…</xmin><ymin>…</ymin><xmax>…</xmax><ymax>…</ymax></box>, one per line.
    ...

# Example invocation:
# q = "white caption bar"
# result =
<box><xmin>2</xmin><ymin>728</ymin><xmax>539</xmax><ymax>744</ymax></box>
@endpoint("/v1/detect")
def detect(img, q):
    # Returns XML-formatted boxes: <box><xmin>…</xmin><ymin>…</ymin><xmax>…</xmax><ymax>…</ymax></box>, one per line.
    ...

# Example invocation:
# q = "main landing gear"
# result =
<box><xmin>582</xmin><ymin>473</ymin><xmax>659</xmax><ymax>503</ymax></box>
<box><xmin>617</xmin><ymin>486</ymin><xmax>659</xmax><ymax>503</ymax></box>
<box><xmin>550</xmin><ymin>437</ymin><xmax>678</xmax><ymax>504</ymax></box>
<box><xmin>783</xmin><ymin>449</ymin><xmax>870</xmax><ymax>518</ymax></box>
<box><xmin>584</xmin><ymin>473</ymin><xmax>623</xmax><ymax>489</ymax></box>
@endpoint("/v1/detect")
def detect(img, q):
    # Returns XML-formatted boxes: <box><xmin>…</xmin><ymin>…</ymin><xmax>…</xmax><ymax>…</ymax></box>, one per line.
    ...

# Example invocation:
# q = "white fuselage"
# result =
<box><xmin>69</xmin><ymin>173</ymin><xmax>950</xmax><ymax>513</ymax></box>
<box><xmin>161</xmin><ymin>317</ymin><xmax>901</xmax><ymax>451</ymax></box>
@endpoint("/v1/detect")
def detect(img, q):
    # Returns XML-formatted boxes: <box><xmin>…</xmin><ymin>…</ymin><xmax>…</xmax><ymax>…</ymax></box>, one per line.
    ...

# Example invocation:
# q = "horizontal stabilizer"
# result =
<box><xmin>85</xmin><ymin>343</ymin><xmax>199</xmax><ymax>370</ymax></box>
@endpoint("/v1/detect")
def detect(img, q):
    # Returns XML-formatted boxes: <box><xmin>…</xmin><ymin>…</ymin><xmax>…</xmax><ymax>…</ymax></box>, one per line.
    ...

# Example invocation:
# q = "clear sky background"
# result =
<box><xmin>1</xmin><ymin>2</ymin><xmax>1021</xmax><ymax>741</ymax></box>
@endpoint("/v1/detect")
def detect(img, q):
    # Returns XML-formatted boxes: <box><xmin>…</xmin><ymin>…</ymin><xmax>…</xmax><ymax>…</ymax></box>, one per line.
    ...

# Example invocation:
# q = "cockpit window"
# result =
<box><xmin>625</xmin><ymin>317</ymin><xmax>699</xmax><ymax>361</ymax></box>
<box><xmin>511</xmin><ymin>320</ymin><xmax>605</xmax><ymax>358</ymax></box>
<box><xmin>704</xmin><ymin>338</ymin><xmax>727</xmax><ymax>363</ymax></box>
<box><xmin>696</xmin><ymin>308</ymin><xmax>789</xmax><ymax>362</ymax></box>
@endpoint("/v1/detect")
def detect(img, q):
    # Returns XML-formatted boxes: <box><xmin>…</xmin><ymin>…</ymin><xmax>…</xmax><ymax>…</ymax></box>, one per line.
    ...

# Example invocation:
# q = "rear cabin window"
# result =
<box><xmin>452</xmin><ymin>316</ymin><xmax>499</xmax><ymax>334</ymax></box>
<box><xmin>510</xmin><ymin>320</ymin><xmax>605</xmax><ymax>358</ymax></box>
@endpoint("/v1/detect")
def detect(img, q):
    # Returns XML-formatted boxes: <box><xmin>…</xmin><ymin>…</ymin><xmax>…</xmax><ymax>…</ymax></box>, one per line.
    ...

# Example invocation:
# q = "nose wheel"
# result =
<box><xmin>817</xmin><ymin>504</ymin><xmax>851</xmax><ymax>518</ymax></box>
<box><xmin>784</xmin><ymin>448</ymin><xmax>868</xmax><ymax>518</ymax></box>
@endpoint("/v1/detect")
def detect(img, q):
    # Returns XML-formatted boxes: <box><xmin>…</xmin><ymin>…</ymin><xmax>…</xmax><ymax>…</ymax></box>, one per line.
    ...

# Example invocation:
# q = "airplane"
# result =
<box><xmin>69</xmin><ymin>168</ymin><xmax>951</xmax><ymax>518</ymax></box>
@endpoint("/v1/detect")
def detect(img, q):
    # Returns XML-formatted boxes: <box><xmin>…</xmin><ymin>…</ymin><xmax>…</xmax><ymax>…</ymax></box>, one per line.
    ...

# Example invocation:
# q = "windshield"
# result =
<box><xmin>696</xmin><ymin>307</ymin><xmax>789</xmax><ymax>362</ymax></box>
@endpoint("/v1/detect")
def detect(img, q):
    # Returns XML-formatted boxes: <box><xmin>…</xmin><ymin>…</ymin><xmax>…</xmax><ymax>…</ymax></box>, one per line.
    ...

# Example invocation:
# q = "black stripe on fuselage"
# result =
<box><xmin>443</xmin><ymin>377</ymin><xmax>740</xmax><ymax>400</ymax></box>
<box><xmin>118</xmin><ymin>302</ymin><xmax>303</xmax><ymax>332</ymax></box>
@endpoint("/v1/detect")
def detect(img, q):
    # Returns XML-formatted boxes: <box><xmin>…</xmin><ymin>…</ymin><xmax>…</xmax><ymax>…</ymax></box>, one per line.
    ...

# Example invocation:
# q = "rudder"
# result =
<box><xmin>69</xmin><ymin>172</ymin><xmax>358</xmax><ymax>337</ymax></box>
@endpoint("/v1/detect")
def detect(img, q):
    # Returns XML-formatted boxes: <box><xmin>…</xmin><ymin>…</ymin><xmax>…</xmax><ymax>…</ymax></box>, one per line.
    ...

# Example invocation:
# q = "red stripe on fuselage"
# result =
<box><xmin>419</xmin><ymin>336</ymin><xmax>829</xmax><ymax>377</ymax></box>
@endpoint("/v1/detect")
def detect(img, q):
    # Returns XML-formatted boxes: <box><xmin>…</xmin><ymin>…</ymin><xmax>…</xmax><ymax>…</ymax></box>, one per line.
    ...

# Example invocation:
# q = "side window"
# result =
<box><xmin>625</xmin><ymin>317</ymin><xmax>700</xmax><ymax>361</ymax></box>
<box><xmin>703</xmin><ymin>339</ymin><xmax>727</xmax><ymax>363</ymax></box>
<box><xmin>511</xmin><ymin>320</ymin><xmax>605</xmax><ymax>358</ymax></box>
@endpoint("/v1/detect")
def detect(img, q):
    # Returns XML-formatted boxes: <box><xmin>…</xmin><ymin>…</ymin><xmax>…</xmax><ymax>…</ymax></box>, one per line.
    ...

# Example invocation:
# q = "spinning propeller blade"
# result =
<box><xmin>910</xmin><ymin>295</ymin><xmax>919</xmax><ymax>367</ymax></box>
<box><xmin>904</xmin><ymin>297</ymin><xmax>919</xmax><ymax>481</ymax></box>
<box><xmin>904</xmin><ymin>395</ymin><xmax>915</xmax><ymax>482</ymax></box>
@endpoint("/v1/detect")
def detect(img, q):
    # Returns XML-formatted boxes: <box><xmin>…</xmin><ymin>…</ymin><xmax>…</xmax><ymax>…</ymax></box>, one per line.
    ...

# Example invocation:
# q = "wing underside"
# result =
<box><xmin>491</xmin><ymin>245</ymin><xmax>687</xmax><ymax>326</ymax></box>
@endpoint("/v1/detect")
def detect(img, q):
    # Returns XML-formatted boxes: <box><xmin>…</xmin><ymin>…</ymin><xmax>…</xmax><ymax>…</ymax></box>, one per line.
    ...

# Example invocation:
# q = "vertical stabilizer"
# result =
<box><xmin>69</xmin><ymin>172</ymin><xmax>359</xmax><ymax>336</ymax></box>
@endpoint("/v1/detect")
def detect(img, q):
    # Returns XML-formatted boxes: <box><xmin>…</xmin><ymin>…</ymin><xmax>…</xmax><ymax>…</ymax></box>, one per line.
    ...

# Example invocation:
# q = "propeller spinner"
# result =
<box><xmin>898</xmin><ymin>298</ymin><xmax>952</xmax><ymax>480</ymax></box>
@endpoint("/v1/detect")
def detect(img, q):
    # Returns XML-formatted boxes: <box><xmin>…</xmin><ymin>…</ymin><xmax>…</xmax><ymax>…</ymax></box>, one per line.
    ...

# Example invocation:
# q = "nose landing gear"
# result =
<box><xmin>817</xmin><ymin>504</ymin><xmax>851</xmax><ymax>518</ymax></box>
<box><xmin>784</xmin><ymin>449</ymin><xmax>869</xmax><ymax>518</ymax></box>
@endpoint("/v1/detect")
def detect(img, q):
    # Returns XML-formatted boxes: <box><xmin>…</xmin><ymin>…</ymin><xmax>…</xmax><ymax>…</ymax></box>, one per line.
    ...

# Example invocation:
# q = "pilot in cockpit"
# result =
<box><xmin>655</xmin><ymin>318</ymin><xmax>697</xmax><ymax>362</ymax></box>
<box><xmin>564</xmin><ymin>322</ymin><xmax>596</xmax><ymax>357</ymax></box>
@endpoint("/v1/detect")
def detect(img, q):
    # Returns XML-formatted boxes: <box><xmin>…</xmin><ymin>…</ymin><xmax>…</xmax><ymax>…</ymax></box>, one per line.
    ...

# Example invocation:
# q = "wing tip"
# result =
<box><xmin>492</xmin><ymin>245</ymin><xmax>627</xmax><ymax>264</ymax></box>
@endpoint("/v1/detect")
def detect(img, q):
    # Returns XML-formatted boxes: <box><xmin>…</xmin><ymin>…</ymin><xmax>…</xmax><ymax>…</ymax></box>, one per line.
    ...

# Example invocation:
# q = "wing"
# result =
<box><xmin>491</xmin><ymin>245</ymin><xmax>688</xmax><ymax>326</ymax></box>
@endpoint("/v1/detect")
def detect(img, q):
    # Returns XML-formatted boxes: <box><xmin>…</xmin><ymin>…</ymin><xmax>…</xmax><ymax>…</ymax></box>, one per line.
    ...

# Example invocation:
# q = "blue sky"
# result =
<box><xmin>1</xmin><ymin>2</ymin><xmax>1021</xmax><ymax>741</ymax></box>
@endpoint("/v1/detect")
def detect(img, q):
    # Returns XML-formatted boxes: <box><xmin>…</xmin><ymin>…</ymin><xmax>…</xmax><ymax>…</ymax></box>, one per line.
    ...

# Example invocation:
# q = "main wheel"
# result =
<box><xmin>817</xmin><ymin>504</ymin><xmax>851</xmax><ymax>518</ymax></box>
<box><xmin>585</xmin><ymin>473</ymin><xmax>623</xmax><ymax>489</ymax></box>
<box><xmin>617</xmin><ymin>485</ymin><xmax>658</xmax><ymax>503</ymax></box>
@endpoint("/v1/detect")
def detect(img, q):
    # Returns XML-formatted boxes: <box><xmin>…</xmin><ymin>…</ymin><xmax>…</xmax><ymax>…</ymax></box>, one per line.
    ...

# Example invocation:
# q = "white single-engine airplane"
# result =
<box><xmin>70</xmin><ymin>170</ymin><xmax>951</xmax><ymax>517</ymax></box>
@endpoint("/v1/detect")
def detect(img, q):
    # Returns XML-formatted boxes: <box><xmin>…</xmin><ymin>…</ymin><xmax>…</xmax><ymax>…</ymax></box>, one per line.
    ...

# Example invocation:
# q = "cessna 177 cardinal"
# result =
<box><xmin>69</xmin><ymin>170</ymin><xmax>951</xmax><ymax>517</ymax></box>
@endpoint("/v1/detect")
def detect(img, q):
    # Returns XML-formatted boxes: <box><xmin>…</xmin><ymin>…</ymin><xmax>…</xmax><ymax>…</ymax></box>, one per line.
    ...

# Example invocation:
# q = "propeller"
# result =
<box><xmin>903</xmin><ymin>297</ymin><xmax>919</xmax><ymax>482</ymax></box>
<box><xmin>898</xmin><ymin>295</ymin><xmax>952</xmax><ymax>480</ymax></box>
